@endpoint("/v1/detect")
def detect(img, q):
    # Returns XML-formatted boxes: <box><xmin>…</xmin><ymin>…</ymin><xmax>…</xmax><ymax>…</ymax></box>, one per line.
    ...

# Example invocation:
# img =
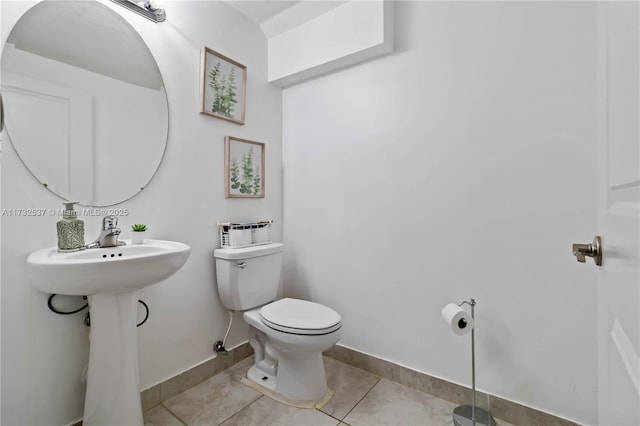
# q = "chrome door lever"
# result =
<box><xmin>572</xmin><ymin>236</ymin><xmax>602</xmax><ymax>266</ymax></box>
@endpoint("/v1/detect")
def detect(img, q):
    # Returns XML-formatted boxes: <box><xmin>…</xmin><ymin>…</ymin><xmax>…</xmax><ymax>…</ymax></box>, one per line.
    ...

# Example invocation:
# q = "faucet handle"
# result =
<box><xmin>102</xmin><ymin>215</ymin><xmax>118</xmax><ymax>230</ymax></box>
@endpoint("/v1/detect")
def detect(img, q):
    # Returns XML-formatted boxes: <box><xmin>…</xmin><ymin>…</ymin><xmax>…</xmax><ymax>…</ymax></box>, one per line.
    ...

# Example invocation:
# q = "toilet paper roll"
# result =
<box><xmin>441</xmin><ymin>303</ymin><xmax>474</xmax><ymax>336</ymax></box>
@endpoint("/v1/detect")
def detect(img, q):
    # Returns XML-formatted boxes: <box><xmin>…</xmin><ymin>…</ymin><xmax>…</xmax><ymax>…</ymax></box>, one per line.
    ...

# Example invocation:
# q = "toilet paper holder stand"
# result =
<box><xmin>453</xmin><ymin>298</ymin><xmax>496</xmax><ymax>426</ymax></box>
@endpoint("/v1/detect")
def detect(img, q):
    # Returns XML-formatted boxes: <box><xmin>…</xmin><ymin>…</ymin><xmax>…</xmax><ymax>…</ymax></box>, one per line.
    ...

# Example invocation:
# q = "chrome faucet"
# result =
<box><xmin>86</xmin><ymin>215</ymin><xmax>125</xmax><ymax>248</ymax></box>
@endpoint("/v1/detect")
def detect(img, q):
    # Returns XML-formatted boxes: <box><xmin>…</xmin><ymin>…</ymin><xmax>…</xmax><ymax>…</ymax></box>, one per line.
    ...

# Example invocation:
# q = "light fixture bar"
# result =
<box><xmin>110</xmin><ymin>0</ymin><xmax>166</xmax><ymax>23</ymax></box>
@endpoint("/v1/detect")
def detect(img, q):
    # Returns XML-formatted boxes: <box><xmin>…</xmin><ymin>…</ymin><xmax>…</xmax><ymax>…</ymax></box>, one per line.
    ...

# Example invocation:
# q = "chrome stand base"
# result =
<box><xmin>453</xmin><ymin>405</ymin><xmax>496</xmax><ymax>426</ymax></box>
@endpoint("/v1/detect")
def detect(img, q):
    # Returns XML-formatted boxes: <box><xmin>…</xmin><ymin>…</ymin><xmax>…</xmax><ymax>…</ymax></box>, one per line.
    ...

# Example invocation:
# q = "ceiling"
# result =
<box><xmin>224</xmin><ymin>0</ymin><xmax>349</xmax><ymax>38</ymax></box>
<box><xmin>5</xmin><ymin>0</ymin><xmax>163</xmax><ymax>90</ymax></box>
<box><xmin>224</xmin><ymin>1</ymin><xmax>301</xmax><ymax>25</ymax></box>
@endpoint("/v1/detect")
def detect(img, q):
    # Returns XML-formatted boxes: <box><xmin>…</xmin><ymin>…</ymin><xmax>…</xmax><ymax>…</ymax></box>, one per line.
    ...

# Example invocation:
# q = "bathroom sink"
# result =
<box><xmin>28</xmin><ymin>239</ymin><xmax>190</xmax><ymax>425</ymax></box>
<box><xmin>27</xmin><ymin>239</ymin><xmax>191</xmax><ymax>295</ymax></box>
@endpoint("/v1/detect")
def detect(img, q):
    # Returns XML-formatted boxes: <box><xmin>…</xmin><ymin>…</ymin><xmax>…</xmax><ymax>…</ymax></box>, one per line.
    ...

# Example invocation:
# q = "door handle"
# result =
<box><xmin>572</xmin><ymin>236</ymin><xmax>602</xmax><ymax>266</ymax></box>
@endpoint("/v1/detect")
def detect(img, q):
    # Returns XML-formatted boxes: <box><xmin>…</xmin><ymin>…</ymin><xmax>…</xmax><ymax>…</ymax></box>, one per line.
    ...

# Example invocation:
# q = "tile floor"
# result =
<box><xmin>144</xmin><ymin>356</ymin><xmax>512</xmax><ymax>426</ymax></box>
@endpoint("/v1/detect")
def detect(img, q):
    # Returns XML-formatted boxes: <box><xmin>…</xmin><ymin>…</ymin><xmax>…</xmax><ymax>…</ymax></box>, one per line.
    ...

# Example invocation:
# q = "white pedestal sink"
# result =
<box><xmin>28</xmin><ymin>239</ymin><xmax>191</xmax><ymax>426</ymax></box>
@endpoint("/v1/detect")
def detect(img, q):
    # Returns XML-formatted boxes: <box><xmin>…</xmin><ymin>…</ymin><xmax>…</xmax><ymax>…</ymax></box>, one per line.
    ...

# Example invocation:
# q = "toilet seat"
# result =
<box><xmin>260</xmin><ymin>298</ymin><xmax>342</xmax><ymax>335</ymax></box>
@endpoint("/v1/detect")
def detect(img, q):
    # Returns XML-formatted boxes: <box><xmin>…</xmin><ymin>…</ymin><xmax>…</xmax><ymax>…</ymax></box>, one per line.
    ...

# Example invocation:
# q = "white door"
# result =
<box><xmin>595</xmin><ymin>3</ymin><xmax>640</xmax><ymax>425</ymax></box>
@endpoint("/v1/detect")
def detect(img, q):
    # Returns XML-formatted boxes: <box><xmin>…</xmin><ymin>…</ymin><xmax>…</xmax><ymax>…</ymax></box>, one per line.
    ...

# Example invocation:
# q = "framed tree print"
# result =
<box><xmin>225</xmin><ymin>136</ymin><xmax>265</xmax><ymax>198</ymax></box>
<box><xmin>200</xmin><ymin>47</ymin><xmax>247</xmax><ymax>125</ymax></box>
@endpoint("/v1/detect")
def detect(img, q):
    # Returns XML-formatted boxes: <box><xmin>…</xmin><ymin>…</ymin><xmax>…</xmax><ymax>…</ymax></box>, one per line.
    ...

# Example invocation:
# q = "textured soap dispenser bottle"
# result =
<box><xmin>57</xmin><ymin>202</ymin><xmax>85</xmax><ymax>252</ymax></box>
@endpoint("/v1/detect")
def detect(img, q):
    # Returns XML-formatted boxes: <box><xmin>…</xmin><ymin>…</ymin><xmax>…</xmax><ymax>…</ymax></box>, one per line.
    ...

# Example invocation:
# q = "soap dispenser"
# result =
<box><xmin>57</xmin><ymin>202</ymin><xmax>85</xmax><ymax>252</ymax></box>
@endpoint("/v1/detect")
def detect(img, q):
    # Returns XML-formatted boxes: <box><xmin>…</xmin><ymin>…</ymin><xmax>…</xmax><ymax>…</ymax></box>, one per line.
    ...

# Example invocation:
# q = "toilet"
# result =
<box><xmin>214</xmin><ymin>242</ymin><xmax>342</xmax><ymax>407</ymax></box>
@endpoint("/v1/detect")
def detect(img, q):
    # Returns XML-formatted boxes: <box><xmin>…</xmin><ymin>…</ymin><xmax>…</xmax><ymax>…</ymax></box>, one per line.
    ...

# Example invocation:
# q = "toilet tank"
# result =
<box><xmin>214</xmin><ymin>243</ymin><xmax>284</xmax><ymax>310</ymax></box>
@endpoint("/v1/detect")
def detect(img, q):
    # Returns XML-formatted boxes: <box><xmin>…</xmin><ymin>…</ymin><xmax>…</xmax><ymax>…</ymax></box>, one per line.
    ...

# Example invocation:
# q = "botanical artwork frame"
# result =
<box><xmin>225</xmin><ymin>136</ymin><xmax>265</xmax><ymax>198</ymax></box>
<box><xmin>200</xmin><ymin>47</ymin><xmax>247</xmax><ymax>125</ymax></box>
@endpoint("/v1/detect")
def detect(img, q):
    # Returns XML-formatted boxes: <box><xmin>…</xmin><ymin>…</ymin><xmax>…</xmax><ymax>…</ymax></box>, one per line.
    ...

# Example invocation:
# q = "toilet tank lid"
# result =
<box><xmin>214</xmin><ymin>242</ymin><xmax>284</xmax><ymax>260</ymax></box>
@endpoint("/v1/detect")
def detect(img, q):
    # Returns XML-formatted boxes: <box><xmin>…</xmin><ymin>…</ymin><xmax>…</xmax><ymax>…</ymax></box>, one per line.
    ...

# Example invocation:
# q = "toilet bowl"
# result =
<box><xmin>244</xmin><ymin>298</ymin><xmax>342</xmax><ymax>404</ymax></box>
<box><xmin>213</xmin><ymin>243</ymin><xmax>342</xmax><ymax>406</ymax></box>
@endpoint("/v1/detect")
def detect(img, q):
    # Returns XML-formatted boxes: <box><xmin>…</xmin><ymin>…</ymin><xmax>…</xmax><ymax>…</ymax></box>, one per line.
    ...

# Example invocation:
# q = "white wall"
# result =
<box><xmin>1</xmin><ymin>1</ymin><xmax>603</xmax><ymax>424</ymax></box>
<box><xmin>1</xmin><ymin>1</ymin><xmax>282</xmax><ymax>425</ymax></box>
<box><xmin>282</xmin><ymin>2</ymin><xmax>597</xmax><ymax>424</ymax></box>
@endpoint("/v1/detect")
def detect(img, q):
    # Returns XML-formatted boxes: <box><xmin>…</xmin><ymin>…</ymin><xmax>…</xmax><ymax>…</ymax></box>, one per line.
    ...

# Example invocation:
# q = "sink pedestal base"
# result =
<box><xmin>84</xmin><ymin>291</ymin><xmax>143</xmax><ymax>426</ymax></box>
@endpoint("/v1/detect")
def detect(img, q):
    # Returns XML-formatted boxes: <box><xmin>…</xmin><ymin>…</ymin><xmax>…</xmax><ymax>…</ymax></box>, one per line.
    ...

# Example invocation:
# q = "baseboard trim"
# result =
<box><xmin>73</xmin><ymin>341</ymin><xmax>579</xmax><ymax>426</ymax></box>
<box><xmin>70</xmin><ymin>343</ymin><xmax>253</xmax><ymax>425</ymax></box>
<box><xmin>141</xmin><ymin>342</ymin><xmax>253</xmax><ymax>411</ymax></box>
<box><xmin>323</xmin><ymin>344</ymin><xmax>580</xmax><ymax>426</ymax></box>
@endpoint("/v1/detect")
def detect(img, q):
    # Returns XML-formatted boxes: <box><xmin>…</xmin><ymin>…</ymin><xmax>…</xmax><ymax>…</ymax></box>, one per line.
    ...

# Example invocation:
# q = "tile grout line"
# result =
<box><xmin>333</xmin><ymin>376</ymin><xmax>382</xmax><ymax>424</ymax></box>
<box><xmin>158</xmin><ymin>402</ymin><xmax>188</xmax><ymax>426</ymax></box>
<box><xmin>318</xmin><ymin>409</ymin><xmax>346</xmax><ymax>425</ymax></box>
<box><xmin>216</xmin><ymin>389</ymin><xmax>265</xmax><ymax>425</ymax></box>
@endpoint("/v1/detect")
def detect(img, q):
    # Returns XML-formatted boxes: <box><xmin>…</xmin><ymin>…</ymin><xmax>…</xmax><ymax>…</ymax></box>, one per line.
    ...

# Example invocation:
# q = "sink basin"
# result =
<box><xmin>27</xmin><ymin>239</ymin><xmax>191</xmax><ymax>295</ymax></box>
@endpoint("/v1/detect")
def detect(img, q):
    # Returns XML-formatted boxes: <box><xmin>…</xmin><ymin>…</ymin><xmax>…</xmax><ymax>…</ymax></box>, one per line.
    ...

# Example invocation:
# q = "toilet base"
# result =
<box><xmin>241</xmin><ymin>373</ymin><xmax>334</xmax><ymax>409</ymax></box>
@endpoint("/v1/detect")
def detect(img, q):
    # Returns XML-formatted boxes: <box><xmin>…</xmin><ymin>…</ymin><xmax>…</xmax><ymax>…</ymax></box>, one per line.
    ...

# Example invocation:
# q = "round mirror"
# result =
<box><xmin>1</xmin><ymin>0</ymin><xmax>168</xmax><ymax>206</ymax></box>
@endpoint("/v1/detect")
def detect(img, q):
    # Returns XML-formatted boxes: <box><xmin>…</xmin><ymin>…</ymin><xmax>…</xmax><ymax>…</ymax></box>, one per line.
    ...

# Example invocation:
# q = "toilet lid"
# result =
<box><xmin>260</xmin><ymin>298</ymin><xmax>342</xmax><ymax>335</ymax></box>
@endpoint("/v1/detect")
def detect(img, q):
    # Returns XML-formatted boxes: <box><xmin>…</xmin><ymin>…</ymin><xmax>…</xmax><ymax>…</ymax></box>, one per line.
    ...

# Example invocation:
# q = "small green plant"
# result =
<box><xmin>131</xmin><ymin>224</ymin><xmax>147</xmax><ymax>232</ymax></box>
